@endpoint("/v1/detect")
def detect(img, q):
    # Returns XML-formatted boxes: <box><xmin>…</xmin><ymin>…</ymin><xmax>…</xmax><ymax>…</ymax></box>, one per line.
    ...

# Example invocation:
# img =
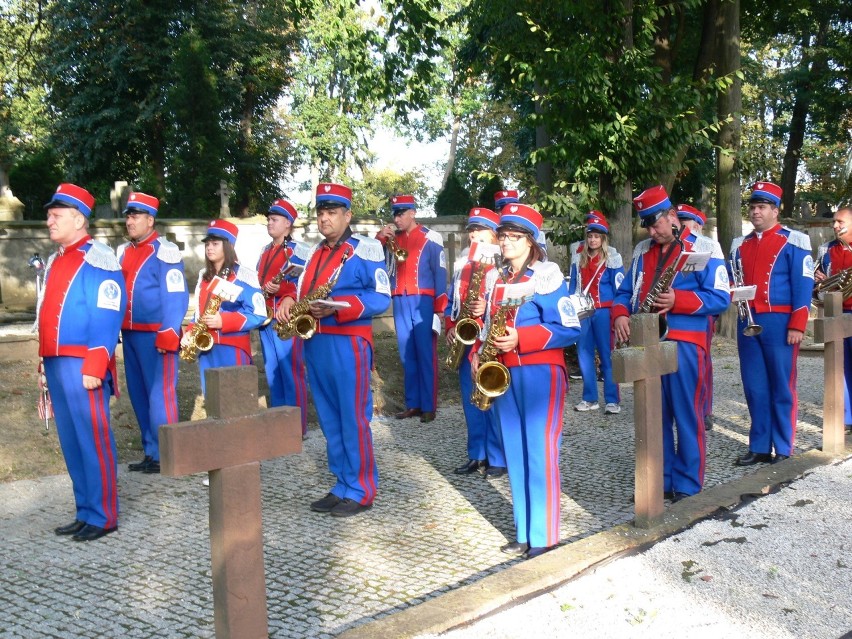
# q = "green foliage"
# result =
<box><xmin>7</xmin><ymin>147</ymin><xmax>63</xmax><ymax>220</ymax></box>
<box><xmin>435</xmin><ymin>172</ymin><xmax>474</xmax><ymax>216</ymax></box>
<box><xmin>477</xmin><ymin>176</ymin><xmax>505</xmax><ymax>208</ymax></box>
<box><xmin>350</xmin><ymin>167</ymin><xmax>427</xmax><ymax>218</ymax></box>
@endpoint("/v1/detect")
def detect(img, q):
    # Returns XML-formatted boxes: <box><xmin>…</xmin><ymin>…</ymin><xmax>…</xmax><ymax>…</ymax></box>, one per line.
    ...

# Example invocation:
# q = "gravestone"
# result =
<box><xmin>612</xmin><ymin>313</ymin><xmax>679</xmax><ymax>528</ymax></box>
<box><xmin>160</xmin><ymin>366</ymin><xmax>302</xmax><ymax>639</ymax></box>
<box><xmin>110</xmin><ymin>181</ymin><xmax>130</xmax><ymax>216</ymax></box>
<box><xmin>812</xmin><ymin>291</ymin><xmax>852</xmax><ymax>455</ymax></box>
<box><xmin>216</xmin><ymin>180</ymin><xmax>233</xmax><ymax>218</ymax></box>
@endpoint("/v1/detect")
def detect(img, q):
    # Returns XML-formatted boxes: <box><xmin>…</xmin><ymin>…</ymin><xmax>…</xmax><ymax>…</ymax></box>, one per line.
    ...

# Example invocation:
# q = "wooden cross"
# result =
<box><xmin>812</xmin><ymin>291</ymin><xmax>852</xmax><ymax>455</ymax></box>
<box><xmin>160</xmin><ymin>366</ymin><xmax>302</xmax><ymax>639</ymax></box>
<box><xmin>612</xmin><ymin>313</ymin><xmax>679</xmax><ymax>528</ymax></box>
<box><xmin>215</xmin><ymin>180</ymin><xmax>233</xmax><ymax>218</ymax></box>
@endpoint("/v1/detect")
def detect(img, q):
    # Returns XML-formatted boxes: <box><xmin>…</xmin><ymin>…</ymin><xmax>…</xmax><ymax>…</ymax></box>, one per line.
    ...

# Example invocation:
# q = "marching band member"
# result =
<box><xmin>676</xmin><ymin>204</ymin><xmax>715</xmax><ymax>431</ymax></box>
<box><xmin>278</xmin><ymin>183</ymin><xmax>391</xmax><ymax>517</ymax></box>
<box><xmin>474</xmin><ymin>203</ymin><xmax>580</xmax><ymax>559</ymax></box>
<box><xmin>377</xmin><ymin>195</ymin><xmax>447</xmax><ymax>423</ymax></box>
<box><xmin>568</xmin><ymin>212</ymin><xmax>624</xmax><ymax>414</ymax></box>
<box><xmin>816</xmin><ymin>206</ymin><xmax>852</xmax><ymax>430</ymax></box>
<box><xmin>181</xmin><ymin>219</ymin><xmax>267</xmax><ymax>397</ymax></box>
<box><xmin>613</xmin><ymin>186</ymin><xmax>729</xmax><ymax>501</ymax></box>
<box><xmin>257</xmin><ymin>198</ymin><xmax>310</xmax><ymax>435</ymax></box>
<box><xmin>730</xmin><ymin>182</ymin><xmax>814</xmax><ymax>465</ymax></box>
<box><xmin>40</xmin><ymin>183</ymin><xmax>126</xmax><ymax>541</ymax></box>
<box><xmin>446</xmin><ymin>207</ymin><xmax>506</xmax><ymax>477</ymax></box>
<box><xmin>119</xmin><ymin>192</ymin><xmax>189</xmax><ymax>475</ymax></box>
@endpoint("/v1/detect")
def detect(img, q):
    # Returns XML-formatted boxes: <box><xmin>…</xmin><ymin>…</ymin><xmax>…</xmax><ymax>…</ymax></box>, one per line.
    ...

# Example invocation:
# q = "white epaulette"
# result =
<box><xmin>817</xmin><ymin>241</ymin><xmax>830</xmax><ymax>263</ymax></box>
<box><xmin>453</xmin><ymin>247</ymin><xmax>471</xmax><ymax>274</ymax></box>
<box><xmin>235</xmin><ymin>265</ymin><xmax>260</xmax><ymax>289</ymax></box>
<box><xmin>484</xmin><ymin>267</ymin><xmax>501</xmax><ymax>294</ymax></box>
<box><xmin>569</xmin><ymin>241</ymin><xmax>583</xmax><ymax>266</ymax></box>
<box><xmin>291</xmin><ymin>241</ymin><xmax>312</xmax><ymax>261</ymax></box>
<box><xmin>530</xmin><ymin>261</ymin><xmax>565</xmax><ymax>295</ymax></box>
<box><xmin>606</xmin><ymin>246</ymin><xmax>623</xmax><ymax>269</ymax></box>
<box><xmin>730</xmin><ymin>235</ymin><xmax>745</xmax><ymax>257</ymax></box>
<box><xmin>784</xmin><ymin>227</ymin><xmax>812</xmax><ymax>251</ymax></box>
<box><xmin>424</xmin><ymin>228</ymin><xmax>444</xmax><ymax>247</ymax></box>
<box><xmin>157</xmin><ymin>238</ymin><xmax>183</xmax><ymax>264</ymax></box>
<box><xmin>116</xmin><ymin>241</ymin><xmax>130</xmax><ymax>260</ymax></box>
<box><xmin>692</xmin><ymin>235</ymin><xmax>724</xmax><ymax>259</ymax></box>
<box><xmin>352</xmin><ymin>235</ymin><xmax>385</xmax><ymax>262</ymax></box>
<box><xmin>632</xmin><ymin>238</ymin><xmax>653</xmax><ymax>260</ymax></box>
<box><xmin>85</xmin><ymin>240</ymin><xmax>122</xmax><ymax>271</ymax></box>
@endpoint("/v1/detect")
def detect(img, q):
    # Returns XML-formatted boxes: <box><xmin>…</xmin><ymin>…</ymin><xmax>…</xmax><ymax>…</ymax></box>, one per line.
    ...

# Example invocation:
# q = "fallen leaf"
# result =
<box><xmin>700</xmin><ymin>575</ymin><xmax>713</xmax><ymax>582</ymax></box>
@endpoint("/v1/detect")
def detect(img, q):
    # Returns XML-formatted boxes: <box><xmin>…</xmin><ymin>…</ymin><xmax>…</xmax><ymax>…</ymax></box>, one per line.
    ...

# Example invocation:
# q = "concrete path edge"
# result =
<box><xmin>338</xmin><ymin>448</ymin><xmax>852</xmax><ymax>639</ymax></box>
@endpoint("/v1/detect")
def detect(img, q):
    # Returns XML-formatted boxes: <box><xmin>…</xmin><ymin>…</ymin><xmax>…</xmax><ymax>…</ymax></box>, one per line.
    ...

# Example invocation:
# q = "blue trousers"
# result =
<box><xmin>843</xmin><ymin>312</ymin><xmax>852</xmax><ymax>426</ymax></box>
<box><xmin>495</xmin><ymin>365</ymin><xmax>566</xmax><ymax>549</ymax></box>
<box><xmin>44</xmin><ymin>357</ymin><xmax>119</xmax><ymax>529</ymax></box>
<box><xmin>123</xmin><ymin>330</ymin><xmax>180</xmax><ymax>461</ymax></box>
<box><xmin>701</xmin><ymin>317</ymin><xmax>715</xmax><ymax>419</ymax></box>
<box><xmin>259</xmin><ymin>324</ymin><xmax>308</xmax><ymax>434</ymax></box>
<box><xmin>577</xmin><ymin>308</ymin><xmax>619</xmax><ymax>404</ymax></box>
<box><xmin>393</xmin><ymin>295</ymin><xmax>438</xmax><ymax>412</ymax></box>
<box><xmin>198</xmin><ymin>344</ymin><xmax>252</xmax><ymax>397</ymax></box>
<box><xmin>661</xmin><ymin>341</ymin><xmax>707</xmax><ymax>495</ymax></box>
<box><xmin>738</xmin><ymin>312</ymin><xmax>799</xmax><ymax>456</ymax></box>
<box><xmin>305</xmin><ymin>334</ymin><xmax>378</xmax><ymax>505</ymax></box>
<box><xmin>458</xmin><ymin>345</ymin><xmax>504</xmax><ymax>466</ymax></box>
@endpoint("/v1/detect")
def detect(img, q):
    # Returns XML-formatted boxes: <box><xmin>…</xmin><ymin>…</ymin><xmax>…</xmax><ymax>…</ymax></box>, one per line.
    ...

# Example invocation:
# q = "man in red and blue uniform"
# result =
<box><xmin>378</xmin><ymin>195</ymin><xmax>447</xmax><ymax>423</ymax></box>
<box><xmin>816</xmin><ymin>206</ymin><xmax>852</xmax><ymax>430</ymax></box>
<box><xmin>613</xmin><ymin>185</ymin><xmax>730</xmax><ymax>501</ymax></box>
<box><xmin>257</xmin><ymin>198</ymin><xmax>310</xmax><ymax>435</ymax></box>
<box><xmin>119</xmin><ymin>192</ymin><xmax>189</xmax><ymax>475</ymax></box>
<box><xmin>446</xmin><ymin>207</ymin><xmax>506</xmax><ymax>477</ymax></box>
<box><xmin>731</xmin><ymin>181</ymin><xmax>814</xmax><ymax>465</ymax></box>
<box><xmin>677</xmin><ymin>204</ymin><xmax>716</xmax><ymax>431</ymax></box>
<box><xmin>279</xmin><ymin>183</ymin><xmax>391</xmax><ymax>517</ymax></box>
<box><xmin>40</xmin><ymin>183</ymin><xmax>126</xmax><ymax>542</ymax></box>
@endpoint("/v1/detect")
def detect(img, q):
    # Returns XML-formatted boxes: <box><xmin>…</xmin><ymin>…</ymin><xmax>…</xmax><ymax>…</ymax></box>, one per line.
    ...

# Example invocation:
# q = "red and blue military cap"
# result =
<box><xmin>44</xmin><ymin>183</ymin><xmax>95</xmax><ymax>217</ymax></box>
<box><xmin>498</xmin><ymin>203</ymin><xmax>543</xmax><ymax>237</ymax></box>
<box><xmin>391</xmin><ymin>194</ymin><xmax>416</xmax><ymax>215</ymax></box>
<box><xmin>748</xmin><ymin>181</ymin><xmax>782</xmax><ymax>207</ymax></box>
<box><xmin>494</xmin><ymin>190</ymin><xmax>520</xmax><ymax>211</ymax></box>
<box><xmin>585</xmin><ymin>210</ymin><xmax>609</xmax><ymax>234</ymax></box>
<box><xmin>466</xmin><ymin>207</ymin><xmax>500</xmax><ymax>231</ymax></box>
<box><xmin>676</xmin><ymin>204</ymin><xmax>706</xmax><ymax>226</ymax></box>
<box><xmin>203</xmin><ymin>219</ymin><xmax>239</xmax><ymax>245</ymax></box>
<box><xmin>633</xmin><ymin>185</ymin><xmax>673</xmax><ymax>229</ymax></box>
<box><xmin>124</xmin><ymin>192</ymin><xmax>159</xmax><ymax>216</ymax></box>
<box><xmin>268</xmin><ymin>198</ymin><xmax>298</xmax><ymax>223</ymax></box>
<box><xmin>316</xmin><ymin>183</ymin><xmax>352</xmax><ymax>210</ymax></box>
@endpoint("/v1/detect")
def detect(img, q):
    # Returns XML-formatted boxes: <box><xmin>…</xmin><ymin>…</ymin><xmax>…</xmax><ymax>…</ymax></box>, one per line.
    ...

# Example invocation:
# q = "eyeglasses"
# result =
<box><xmin>497</xmin><ymin>232</ymin><xmax>527</xmax><ymax>243</ymax></box>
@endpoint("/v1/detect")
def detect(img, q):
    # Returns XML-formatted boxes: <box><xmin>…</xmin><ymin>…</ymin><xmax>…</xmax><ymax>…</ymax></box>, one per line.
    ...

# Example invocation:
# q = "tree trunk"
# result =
<box><xmin>780</xmin><ymin>21</ymin><xmax>829</xmax><ymax>217</ymax></box>
<box><xmin>533</xmin><ymin>79</ymin><xmax>553</xmax><ymax>193</ymax></box>
<box><xmin>441</xmin><ymin>111</ymin><xmax>461</xmax><ymax>192</ymax></box>
<box><xmin>600</xmin><ymin>173</ymin><xmax>634</xmax><ymax>261</ymax></box>
<box><xmin>715</xmin><ymin>0</ymin><xmax>741</xmax><ymax>339</ymax></box>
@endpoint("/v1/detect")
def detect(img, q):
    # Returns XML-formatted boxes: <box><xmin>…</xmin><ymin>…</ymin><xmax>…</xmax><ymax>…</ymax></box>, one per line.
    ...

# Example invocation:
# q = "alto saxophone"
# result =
<box><xmin>180</xmin><ymin>268</ymin><xmax>231</xmax><ymax>362</ymax></box>
<box><xmin>471</xmin><ymin>303</ymin><xmax>512</xmax><ymax>411</ymax></box>
<box><xmin>446</xmin><ymin>260</ymin><xmax>488</xmax><ymax>370</ymax></box>
<box><xmin>276</xmin><ymin>254</ymin><xmax>349</xmax><ymax>340</ymax></box>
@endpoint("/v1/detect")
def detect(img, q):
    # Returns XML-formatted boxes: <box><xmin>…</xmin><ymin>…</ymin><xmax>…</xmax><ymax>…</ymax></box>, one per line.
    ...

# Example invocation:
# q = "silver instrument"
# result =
<box><xmin>729</xmin><ymin>258</ymin><xmax>762</xmax><ymax>336</ymax></box>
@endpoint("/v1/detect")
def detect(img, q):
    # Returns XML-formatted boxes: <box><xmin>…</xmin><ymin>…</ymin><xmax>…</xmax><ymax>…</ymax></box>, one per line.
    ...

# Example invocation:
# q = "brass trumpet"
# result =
<box><xmin>730</xmin><ymin>258</ymin><xmax>762</xmax><ymax>336</ymax></box>
<box><xmin>381</xmin><ymin>220</ymin><xmax>408</xmax><ymax>262</ymax></box>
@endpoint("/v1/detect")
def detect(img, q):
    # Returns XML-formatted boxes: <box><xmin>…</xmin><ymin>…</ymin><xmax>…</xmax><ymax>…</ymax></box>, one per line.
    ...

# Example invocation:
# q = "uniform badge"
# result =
<box><xmin>439</xmin><ymin>251</ymin><xmax>447</xmax><ymax>269</ymax></box>
<box><xmin>375</xmin><ymin>269</ymin><xmax>391</xmax><ymax>296</ymax></box>
<box><xmin>166</xmin><ymin>268</ymin><xmax>186</xmax><ymax>293</ymax></box>
<box><xmin>558</xmin><ymin>296</ymin><xmax>581</xmax><ymax>328</ymax></box>
<box><xmin>614</xmin><ymin>272</ymin><xmax>624</xmax><ymax>290</ymax></box>
<box><xmin>251</xmin><ymin>292</ymin><xmax>267</xmax><ymax>316</ymax></box>
<box><xmin>713</xmin><ymin>264</ymin><xmax>731</xmax><ymax>292</ymax></box>
<box><xmin>97</xmin><ymin>279</ymin><xmax>122</xmax><ymax>311</ymax></box>
<box><xmin>803</xmin><ymin>255</ymin><xmax>815</xmax><ymax>279</ymax></box>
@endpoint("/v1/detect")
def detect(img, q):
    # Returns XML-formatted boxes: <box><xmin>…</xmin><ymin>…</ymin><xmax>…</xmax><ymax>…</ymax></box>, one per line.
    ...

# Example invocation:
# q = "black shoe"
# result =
<box><xmin>663</xmin><ymin>491</ymin><xmax>675</xmax><ymax>500</ymax></box>
<box><xmin>485</xmin><ymin>466</ymin><xmax>507</xmax><ymax>478</ymax></box>
<box><xmin>395</xmin><ymin>408</ymin><xmax>422</xmax><ymax>419</ymax></box>
<box><xmin>500</xmin><ymin>541</ymin><xmax>529</xmax><ymax>556</ymax></box>
<box><xmin>142</xmin><ymin>461</ymin><xmax>161</xmax><ymax>474</ymax></box>
<box><xmin>454</xmin><ymin>459</ymin><xmax>486</xmax><ymax>475</ymax></box>
<box><xmin>310</xmin><ymin>493</ymin><xmax>342</xmax><ymax>513</ymax></box>
<box><xmin>54</xmin><ymin>520</ymin><xmax>86</xmax><ymax>536</ymax></box>
<box><xmin>330</xmin><ymin>498</ymin><xmax>372</xmax><ymax>518</ymax></box>
<box><xmin>772</xmin><ymin>454</ymin><xmax>789</xmax><ymax>464</ymax></box>
<box><xmin>525</xmin><ymin>546</ymin><xmax>556</xmax><ymax>559</ymax></box>
<box><xmin>736</xmin><ymin>452</ymin><xmax>773</xmax><ymax>466</ymax></box>
<box><xmin>671</xmin><ymin>492</ymin><xmax>690</xmax><ymax>503</ymax></box>
<box><xmin>128</xmin><ymin>456</ymin><xmax>153</xmax><ymax>472</ymax></box>
<box><xmin>72</xmin><ymin>524</ymin><xmax>117</xmax><ymax>542</ymax></box>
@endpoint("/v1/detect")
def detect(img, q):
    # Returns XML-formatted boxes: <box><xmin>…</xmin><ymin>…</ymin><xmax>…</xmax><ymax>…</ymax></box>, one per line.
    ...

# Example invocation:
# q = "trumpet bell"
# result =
<box><xmin>743</xmin><ymin>323</ymin><xmax>762</xmax><ymax>337</ymax></box>
<box><xmin>454</xmin><ymin>317</ymin><xmax>480</xmax><ymax>346</ymax></box>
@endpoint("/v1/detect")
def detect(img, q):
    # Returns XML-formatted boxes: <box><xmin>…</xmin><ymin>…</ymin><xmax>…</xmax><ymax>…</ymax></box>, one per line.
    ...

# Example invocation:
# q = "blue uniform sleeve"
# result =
<box><xmin>516</xmin><ymin>281</ymin><xmax>581</xmax><ymax>352</ymax></box>
<box><xmin>156</xmin><ymin>257</ymin><xmax>190</xmax><ymax>351</ymax></box>
<box><xmin>82</xmin><ymin>266</ymin><xmax>126</xmax><ymax>378</ymax></box>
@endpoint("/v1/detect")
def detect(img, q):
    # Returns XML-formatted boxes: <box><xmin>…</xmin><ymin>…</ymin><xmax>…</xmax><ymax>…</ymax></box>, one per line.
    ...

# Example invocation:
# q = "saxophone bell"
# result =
<box><xmin>454</xmin><ymin>317</ymin><xmax>480</xmax><ymax>346</ymax></box>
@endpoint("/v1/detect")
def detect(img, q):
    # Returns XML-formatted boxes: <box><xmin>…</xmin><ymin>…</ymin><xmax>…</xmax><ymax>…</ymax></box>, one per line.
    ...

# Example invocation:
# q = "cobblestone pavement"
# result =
<box><xmin>0</xmin><ymin>344</ymin><xmax>828</xmax><ymax>638</ymax></box>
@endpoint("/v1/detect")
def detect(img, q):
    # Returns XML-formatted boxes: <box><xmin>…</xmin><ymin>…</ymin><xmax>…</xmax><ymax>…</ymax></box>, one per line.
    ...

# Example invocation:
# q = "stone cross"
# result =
<box><xmin>812</xmin><ymin>291</ymin><xmax>852</xmax><ymax>455</ymax></box>
<box><xmin>160</xmin><ymin>366</ymin><xmax>302</xmax><ymax>639</ymax></box>
<box><xmin>110</xmin><ymin>181</ymin><xmax>130</xmax><ymax>217</ymax></box>
<box><xmin>215</xmin><ymin>180</ymin><xmax>233</xmax><ymax>218</ymax></box>
<box><xmin>612</xmin><ymin>313</ymin><xmax>679</xmax><ymax>528</ymax></box>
